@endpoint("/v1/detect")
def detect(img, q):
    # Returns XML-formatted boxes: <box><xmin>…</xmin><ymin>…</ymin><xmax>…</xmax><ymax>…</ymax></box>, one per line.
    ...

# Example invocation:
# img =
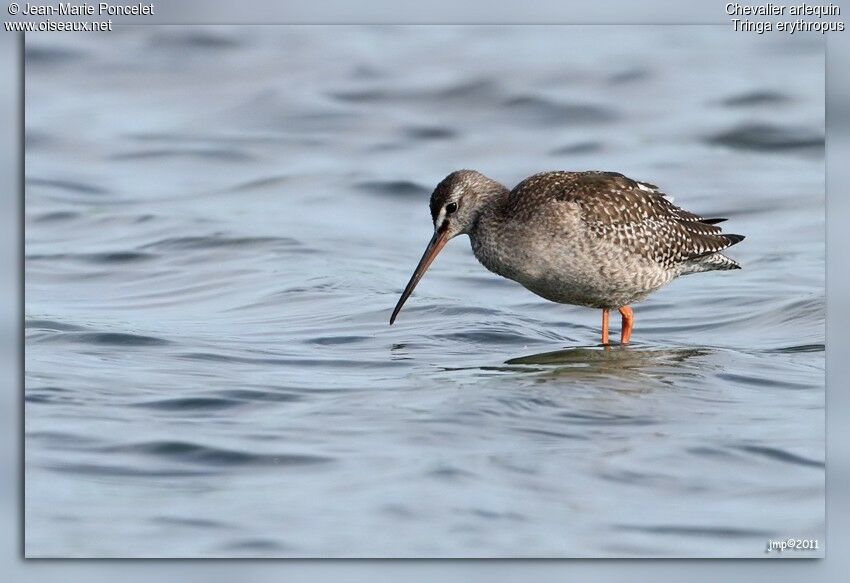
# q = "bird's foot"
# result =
<box><xmin>619</xmin><ymin>306</ymin><xmax>634</xmax><ymax>344</ymax></box>
<box><xmin>601</xmin><ymin>309</ymin><xmax>610</xmax><ymax>345</ymax></box>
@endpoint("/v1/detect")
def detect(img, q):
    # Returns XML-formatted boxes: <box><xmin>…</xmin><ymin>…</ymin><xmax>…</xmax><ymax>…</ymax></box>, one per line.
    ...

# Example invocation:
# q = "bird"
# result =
<box><xmin>389</xmin><ymin>170</ymin><xmax>744</xmax><ymax>345</ymax></box>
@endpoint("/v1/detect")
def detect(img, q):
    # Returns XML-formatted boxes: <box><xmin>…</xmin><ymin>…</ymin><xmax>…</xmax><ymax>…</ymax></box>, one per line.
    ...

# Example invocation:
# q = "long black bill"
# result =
<box><xmin>389</xmin><ymin>228</ymin><xmax>450</xmax><ymax>324</ymax></box>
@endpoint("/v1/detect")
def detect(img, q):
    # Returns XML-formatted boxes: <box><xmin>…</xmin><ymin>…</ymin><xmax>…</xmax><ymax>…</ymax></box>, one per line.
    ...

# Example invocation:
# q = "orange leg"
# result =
<box><xmin>601</xmin><ymin>309</ymin><xmax>610</xmax><ymax>345</ymax></box>
<box><xmin>619</xmin><ymin>306</ymin><xmax>634</xmax><ymax>345</ymax></box>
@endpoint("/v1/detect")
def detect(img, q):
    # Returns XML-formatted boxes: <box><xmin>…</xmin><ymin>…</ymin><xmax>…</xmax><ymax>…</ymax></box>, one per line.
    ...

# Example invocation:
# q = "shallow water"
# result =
<box><xmin>25</xmin><ymin>26</ymin><xmax>824</xmax><ymax>557</ymax></box>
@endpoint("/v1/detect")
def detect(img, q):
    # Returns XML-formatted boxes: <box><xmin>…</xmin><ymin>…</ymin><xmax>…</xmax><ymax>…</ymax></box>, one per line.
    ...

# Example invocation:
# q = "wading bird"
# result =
<box><xmin>389</xmin><ymin>170</ymin><xmax>744</xmax><ymax>345</ymax></box>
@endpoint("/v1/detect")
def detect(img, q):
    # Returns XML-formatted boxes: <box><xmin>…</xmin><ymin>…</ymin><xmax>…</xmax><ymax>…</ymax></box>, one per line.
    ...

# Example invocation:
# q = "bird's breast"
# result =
<box><xmin>469</xmin><ymin>215</ymin><xmax>672</xmax><ymax>308</ymax></box>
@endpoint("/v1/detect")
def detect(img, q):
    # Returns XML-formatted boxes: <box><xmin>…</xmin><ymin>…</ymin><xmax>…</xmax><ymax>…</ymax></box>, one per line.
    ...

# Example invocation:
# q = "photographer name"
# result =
<box><xmin>21</xmin><ymin>2</ymin><xmax>154</xmax><ymax>16</ymax></box>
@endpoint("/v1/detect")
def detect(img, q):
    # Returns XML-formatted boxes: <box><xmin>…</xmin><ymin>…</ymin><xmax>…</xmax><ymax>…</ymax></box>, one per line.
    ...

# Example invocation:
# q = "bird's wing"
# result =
<box><xmin>510</xmin><ymin>171</ymin><xmax>743</xmax><ymax>269</ymax></box>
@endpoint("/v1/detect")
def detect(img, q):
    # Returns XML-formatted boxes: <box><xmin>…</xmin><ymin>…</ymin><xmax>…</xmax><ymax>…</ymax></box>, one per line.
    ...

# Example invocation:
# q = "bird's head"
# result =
<box><xmin>390</xmin><ymin>170</ymin><xmax>506</xmax><ymax>324</ymax></box>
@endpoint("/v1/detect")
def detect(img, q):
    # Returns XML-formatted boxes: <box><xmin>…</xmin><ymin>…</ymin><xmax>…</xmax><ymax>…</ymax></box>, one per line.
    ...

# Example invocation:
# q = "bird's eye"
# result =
<box><xmin>445</xmin><ymin>202</ymin><xmax>458</xmax><ymax>214</ymax></box>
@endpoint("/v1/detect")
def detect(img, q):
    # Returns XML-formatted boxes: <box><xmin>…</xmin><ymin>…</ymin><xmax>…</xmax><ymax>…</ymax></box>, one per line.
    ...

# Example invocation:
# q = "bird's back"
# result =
<box><xmin>502</xmin><ymin>171</ymin><xmax>744</xmax><ymax>276</ymax></box>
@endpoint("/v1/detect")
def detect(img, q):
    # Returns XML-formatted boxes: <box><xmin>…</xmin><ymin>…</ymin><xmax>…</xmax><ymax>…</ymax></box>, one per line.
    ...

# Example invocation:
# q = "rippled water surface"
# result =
<box><xmin>25</xmin><ymin>26</ymin><xmax>824</xmax><ymax>557</ymax></box>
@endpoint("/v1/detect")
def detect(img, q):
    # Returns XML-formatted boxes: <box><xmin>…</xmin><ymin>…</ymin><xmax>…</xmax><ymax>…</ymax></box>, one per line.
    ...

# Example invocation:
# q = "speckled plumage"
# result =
<box><xmin>435</xmin><ymin>169</ymin><xmax>744</xmax><ymax>309</ymax></box>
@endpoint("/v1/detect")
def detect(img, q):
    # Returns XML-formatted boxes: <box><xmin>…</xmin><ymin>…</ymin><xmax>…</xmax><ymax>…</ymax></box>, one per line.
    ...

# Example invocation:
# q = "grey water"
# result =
<box><xmin>24</xmin><ymin>26</ymin><xmax>824</xmax><ymax>557</ymax></box>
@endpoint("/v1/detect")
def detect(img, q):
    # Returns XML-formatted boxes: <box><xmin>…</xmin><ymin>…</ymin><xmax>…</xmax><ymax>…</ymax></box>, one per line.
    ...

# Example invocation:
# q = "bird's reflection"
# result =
<box><xmin>501</xmin><ymin>345</ymin><xmax>712</xmax><ymax>385</ymax></box>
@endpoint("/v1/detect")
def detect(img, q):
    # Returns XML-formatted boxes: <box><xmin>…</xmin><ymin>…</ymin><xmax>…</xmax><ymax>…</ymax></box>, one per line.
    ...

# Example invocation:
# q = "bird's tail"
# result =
<box><xmin>679</xmin><ymin>251</ymin><xmax>742</xmax><ymax>275</ymax></box>
<box><xmin>708</xmin><ymin>253</ymin><xmax>742</xmax><ymax>270</ymax></box>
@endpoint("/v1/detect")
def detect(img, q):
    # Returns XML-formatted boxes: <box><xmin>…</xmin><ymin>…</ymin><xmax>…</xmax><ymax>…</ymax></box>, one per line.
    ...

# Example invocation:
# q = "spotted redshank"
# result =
<box><xmin>389</xmin><ymin>170</ymin><xmax>744</xmax><ymax>345</ymax></box>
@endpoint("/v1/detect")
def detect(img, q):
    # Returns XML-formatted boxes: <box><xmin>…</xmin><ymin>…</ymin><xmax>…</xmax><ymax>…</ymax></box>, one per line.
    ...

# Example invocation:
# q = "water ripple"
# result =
<box><xmin>615</xmin><ymin>524</ymin><xmax>771</xmax><ymax>538</ymax></box>
<box><xmin>111</xmin><ymin>147</ymin><xmax>255</xmax><ymax>162</ymax></box>
<box><xmin>707</xmin><ymin>123</ymin><xmax>824</xmax><ymax>153</ymax></box>
<box><xmin>27</xmin><ymin>177</ymin><xmax>107</xmax><ymax>195</ymax></box>
<box><xmin>148</xmin><ymin>30</ymin><xmax>242</xmax><ymax>50</ymax></box>
<box><xmin>502</xmin><ymin>95</ymin><xmax>617</xmax><ymax>125</ymax></box>
<box><xmin>718</xmin><ymin>90</ymin><xmax>791</xmax><ymax>107</ymax></box>
<box><xmin>101</xmin><ymin>441</ymin><xmax>332</xmax><ymax>467</ymax></box>
<box><xmin>34</xmin><ymin>331</ymin><xmax>171</xmax><ymax>347</ymax></box>
<box><xmin>25</xmin><ymin>319</ymin><xmax>85</xmax><ymax>331</ymax></box>
<box><xmin>355</xmin><ymin>180</ymin><xmax>429</xmax><ymax>197</ymax></box>
<box><xmin>130</xmin><ymin>397</ymin><xmax>246</xmax><ymax>411</ymax></box>
<box><xmin>140</xmin><ymin>235</ymin><xmax>300</xmax><ymax>251</ymax></box>
<box><xmin>735</xmin><ymin>445</ymin><xmax>824</xmax><ymax>469</ymax></box>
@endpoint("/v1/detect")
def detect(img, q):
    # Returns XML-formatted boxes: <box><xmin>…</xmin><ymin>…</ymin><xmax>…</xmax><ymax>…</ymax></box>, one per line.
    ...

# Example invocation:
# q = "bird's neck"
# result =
<box><xmin>469</xmin><ymin>182</ymin><xmax>510</xmax><ymax>238</ymax></box>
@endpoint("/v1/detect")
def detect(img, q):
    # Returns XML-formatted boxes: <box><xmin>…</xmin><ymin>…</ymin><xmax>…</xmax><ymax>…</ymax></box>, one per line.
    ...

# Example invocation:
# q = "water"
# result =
<box><xmin>24</xmin><ymin>26</ymin><xmax>824</xmax><ymax>557</ymax></box>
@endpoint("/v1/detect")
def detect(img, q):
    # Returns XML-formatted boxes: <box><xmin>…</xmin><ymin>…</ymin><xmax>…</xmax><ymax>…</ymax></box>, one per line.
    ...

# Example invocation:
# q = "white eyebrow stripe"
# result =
<box><xmin>435</xmin><ymin>208</ymin><xmax>447</xmax><ymax>229</ymax></box>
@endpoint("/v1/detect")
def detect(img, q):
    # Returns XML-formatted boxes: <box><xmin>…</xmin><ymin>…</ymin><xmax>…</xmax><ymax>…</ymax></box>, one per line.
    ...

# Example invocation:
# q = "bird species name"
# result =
<box><xmin>725</xmin><ymin>3</ymin><xmax>840</xmax><ymax>16</ymax></box>
<box><xmin>725</xmin><ymin>3</ymin><xmax>844</xmax><ymax>33</ymax></box>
